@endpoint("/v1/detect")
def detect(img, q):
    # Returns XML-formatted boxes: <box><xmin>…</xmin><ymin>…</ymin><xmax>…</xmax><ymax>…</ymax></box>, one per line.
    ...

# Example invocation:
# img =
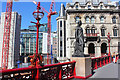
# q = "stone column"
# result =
<box><xmin>95</xmin><ymin>46</ymin><xmax>101</xmax><ymax>57</ymax></box>
<box><xmin>84</xmin><ymin>46</ymin><xmax>88</xmax><ymax>55</ymax></box>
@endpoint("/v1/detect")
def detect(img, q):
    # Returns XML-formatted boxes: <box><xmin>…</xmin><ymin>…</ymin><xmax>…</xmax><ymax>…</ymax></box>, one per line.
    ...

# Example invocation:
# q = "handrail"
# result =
<box><xmin>91</xmin><ymin>55</ymin><xmax>119</xmax><ymax>71</ymax></box>
<box><xmin>91</xmin><ymin>55</ymin><xmax>111</xmax><ymax>70</ymax></box>
<box><xmin>0</xmin><ymin>61</ymin><xmax>76</xmax><ymax>80</ymax></box>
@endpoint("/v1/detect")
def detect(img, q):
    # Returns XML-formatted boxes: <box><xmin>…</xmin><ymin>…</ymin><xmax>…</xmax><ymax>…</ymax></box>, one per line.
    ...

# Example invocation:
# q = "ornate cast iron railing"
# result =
<box><xmin>0</xmin><ymin>61</ymin><xmax>76</xmax><ymax>80</ymax></box>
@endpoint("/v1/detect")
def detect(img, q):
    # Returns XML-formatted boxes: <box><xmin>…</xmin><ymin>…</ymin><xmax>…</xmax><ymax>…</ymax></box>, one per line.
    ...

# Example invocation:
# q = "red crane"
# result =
<box><xmin>1</xmin><ymin>0</ymin><xmax>13</xmax><ymax>69</ymax></box>
<box><xmin>33</xmin><ymin>0</ymin><xmax>57</xmax><ymax>64</ymax></box>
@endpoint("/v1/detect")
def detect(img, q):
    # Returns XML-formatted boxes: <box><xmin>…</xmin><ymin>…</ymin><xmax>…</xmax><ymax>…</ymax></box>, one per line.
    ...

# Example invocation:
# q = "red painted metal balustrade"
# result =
<box><xmin>0</xmin><ymin>61</ymin><xmax>76</xmax><ymax>80</ymax></box>
<box><xmin>91</xmin><ymin>56</ymin><xmax>111</xmax><ymax>70</ymax></box>
<box><xmin>91</xmin><ymin>55</ymin><xmax>119</xmax><ymax>70</ymax></box>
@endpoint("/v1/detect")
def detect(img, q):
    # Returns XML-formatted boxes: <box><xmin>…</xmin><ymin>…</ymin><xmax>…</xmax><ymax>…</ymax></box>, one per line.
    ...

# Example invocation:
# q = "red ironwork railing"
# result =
<box><xmin>85</xmin><ymin>33</ymin><xmax>99</xmax><ymax>37</ymax></box>
<box><xmin>91</xmin><ymin>55</ymin><xmax>119</xmax><ymax>70</ymax></box>
<box><xmin>0</xmin><ymin>61</ymin><xmax>76</xmax><ymax>80</ymax></box>
<box><xmin>91</xmin><ymin>56</ymin><xmax>111</xmax><ymax>70</ymax></box>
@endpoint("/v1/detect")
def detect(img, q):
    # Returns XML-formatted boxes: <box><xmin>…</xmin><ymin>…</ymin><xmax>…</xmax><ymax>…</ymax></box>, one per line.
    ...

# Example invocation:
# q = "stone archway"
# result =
<box><xmin>88</xmin><ymin>43</ymin><xmax>95</xmax><ymax>57</ymax></box>
<box><xmin>101</xmin><ymin>43</ymin><xmax>107</xmax><ymax>56</ymax></box>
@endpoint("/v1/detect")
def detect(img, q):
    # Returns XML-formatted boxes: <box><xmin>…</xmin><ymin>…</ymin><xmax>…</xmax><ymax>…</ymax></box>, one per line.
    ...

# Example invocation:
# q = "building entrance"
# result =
<box><xmin>101</xmin><ymin>43</ymin><xmax>107</xmax><ymax>56</ymax></box>
<box><xmin>88</xmin><ymin>43</ymin><xmax>95</xmax><ymax>57</ymax></box>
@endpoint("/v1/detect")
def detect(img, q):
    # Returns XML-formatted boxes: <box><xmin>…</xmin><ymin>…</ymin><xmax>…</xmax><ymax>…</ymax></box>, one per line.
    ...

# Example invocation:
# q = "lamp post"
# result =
<box><xmin>31</xmin><ymin>2</ymin><xmax>44</xmax><ymax>67</ymax></box>
<box><xmin>107</xmin><ymin>32</ymin><xmax>111</xmax><ymax>63</ymax></box>
<box><xmin>107</xmin><ymin>32</ymin><xmax>111</xmax><ymax>56</ymax></box>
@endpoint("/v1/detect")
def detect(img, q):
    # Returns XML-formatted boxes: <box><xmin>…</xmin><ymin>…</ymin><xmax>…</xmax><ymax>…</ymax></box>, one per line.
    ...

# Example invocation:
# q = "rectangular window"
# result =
<box><xmin>91</xmin><ymin>29</ymin><xmax>95</xmax><ymax>34</ymax></box>
<box><xmin>86</xmin><ymin>29</ymin><xmax>90</xmax><ymax>34</ymax></box>
<box><xmin>60</xmin><ymin>30</ymin><xmax>62</xmax><ymax>36</ymax></box>
<box><xmin>60</xmin><ymin>21</ymin><xmax>62</xmax><ymax>27</ymax></box>
<box><xmin>113</xmin><ymin>29</ymin><xmax>117</xmax><ymax>36</ymax></box>
<box><xmin>101</xmin><ymin>29</ymin><xmax>105</xmax><ymax>36</ymax></box>
<box><xmin>60</xmin><ymin>50</ymin><xmax>62</xmax><ymax>57</ymax></box>
<box><xmin>60</xmin><ymin>41</ymin><xmax>62</xmax><ymax>46</ymax></box>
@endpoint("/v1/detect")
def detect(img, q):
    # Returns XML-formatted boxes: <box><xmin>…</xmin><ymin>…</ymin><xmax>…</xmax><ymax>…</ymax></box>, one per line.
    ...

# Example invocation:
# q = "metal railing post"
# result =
<box><xmin>59</xmin><ymin>66</ymin><xmax>62</xmax><ymax>80</ymax></box>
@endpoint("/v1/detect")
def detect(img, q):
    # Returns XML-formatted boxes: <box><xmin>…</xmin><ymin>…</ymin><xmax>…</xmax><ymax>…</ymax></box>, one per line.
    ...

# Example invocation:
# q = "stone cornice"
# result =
<box><xmin>66</xmin><ymin>9</ymin><xmax>120</xmax><ymax>13</ymax></box>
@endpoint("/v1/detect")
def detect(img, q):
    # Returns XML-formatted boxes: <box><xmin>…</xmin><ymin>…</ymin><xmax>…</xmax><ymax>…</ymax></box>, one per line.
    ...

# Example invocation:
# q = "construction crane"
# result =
<box><xmin>1</xmin><ymin>0</ymin><xmax>13</xmax><ymax>69</ymax></box>
<box><xmin>33</xmin><ymin>0</ymin><xmax>57</xmax><ymax>64</ymax></box>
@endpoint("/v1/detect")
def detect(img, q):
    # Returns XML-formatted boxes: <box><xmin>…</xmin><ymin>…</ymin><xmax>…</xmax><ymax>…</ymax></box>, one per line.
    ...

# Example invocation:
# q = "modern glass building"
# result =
<box><xmin>20</xmin><ymin>24</ymin><xmax>48</xmax><ymax>58</ymax></box>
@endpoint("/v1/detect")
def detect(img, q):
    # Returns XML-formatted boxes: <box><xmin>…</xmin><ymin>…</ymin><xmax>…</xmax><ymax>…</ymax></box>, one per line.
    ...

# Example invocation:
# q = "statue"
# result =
<box><xmin>72</xmin><ymin>19</ymin><xmax>84</xmax><ymax>57</ymax></box>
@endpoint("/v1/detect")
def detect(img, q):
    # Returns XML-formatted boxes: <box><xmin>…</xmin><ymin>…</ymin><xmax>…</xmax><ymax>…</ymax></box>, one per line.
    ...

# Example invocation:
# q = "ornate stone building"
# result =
<box><xmin>57</xmin><ymin>0</ymin><xmax>120</xmax><ymax>61</ymax></box>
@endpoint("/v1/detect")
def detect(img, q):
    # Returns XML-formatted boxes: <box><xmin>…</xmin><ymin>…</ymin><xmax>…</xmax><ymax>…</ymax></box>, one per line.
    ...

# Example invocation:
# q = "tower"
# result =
<box><xmin>56</xmin><ymin>4</ymin><xmax>66</xmax><ymax>61</ymax></box>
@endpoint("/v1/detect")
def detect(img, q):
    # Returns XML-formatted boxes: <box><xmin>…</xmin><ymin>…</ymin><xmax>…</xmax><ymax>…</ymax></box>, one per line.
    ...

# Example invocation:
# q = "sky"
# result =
<box><xmin>0</xmin><ymin>0</ymin><xmax>120</xmax><ymax>32</ymax></box>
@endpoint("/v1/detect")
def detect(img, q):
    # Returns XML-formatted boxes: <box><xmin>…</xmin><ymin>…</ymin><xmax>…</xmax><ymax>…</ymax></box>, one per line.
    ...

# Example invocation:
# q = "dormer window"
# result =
<box><xmin>76</xmin><ymin>5</ymin><xmax>78</xmax><ymax>9</ymax></box>
<box><xmin>100</xmin><ymin>5</ymin><xmax>103</xmax><ymax>9</ymax></box>
<box><xmin>88</xmin><ymin>5</ymin><xmax>91</xmax><ymax>10</ymax></box>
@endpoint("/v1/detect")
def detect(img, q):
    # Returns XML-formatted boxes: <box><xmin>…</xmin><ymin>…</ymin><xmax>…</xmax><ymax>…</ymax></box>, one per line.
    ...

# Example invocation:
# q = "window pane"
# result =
<box><xmin>60</xmin><ymin>21</ymin><xmax>62</xmax><ymax>27</ymax></box>
<box><xmin>76</xmin><ymin>16</ymin><xmax>79</xmax><ymax>23</ymax></box>
<box><xmin>76</xmin><ymin>5</ymin><xmax>78</xmax><ymax>9</ymax></box>
<box><xmin>101</xmin><ymin>29</ymin><xmax>105</xmax><ymax>36</ymax></box>
<box><xmin>91</xmin><ymin>17</ymin><xmax>95</xmax><ymax>23</ymax></box>
<box><xmin>86</xmin><ymin>28</ymin><xmax>90</xmax><ymax>34</ymax></box>
<box><xmin>88</xmin><ymin>5</ymin><xmax>91</xmax><ymax>9</ymax></box>
<box><xmin>100</xmin><ymin>5</ymin><xmax>103</xmax><ymax>9</ymax></box>
<box><xmin>112</xmin><ymin>16</ymin><xmax>116</xmax><ymax>24</ymax></box>
<box><xmin>60</xmin><ymin>30</ymin><xmax>62</xmax><ymax>36</ymax></box>
<box><xmin>113</xmin><ymin>29</ymin><xmax>117</xmax><ymax>36</ymax></box>
<box><xmin>91</xmin><ymin>28</ymin><xmax>95</xmax><ymax>33</ymax></box>
<box><xmin>86</xmin><ymin>16</ymin><xmax>89</xmax><ymax>23</ymax></box>
<box><xmin>100</xmin><ymin>16</ymin><xmax>104</xmax><ymax>23</ymax></box>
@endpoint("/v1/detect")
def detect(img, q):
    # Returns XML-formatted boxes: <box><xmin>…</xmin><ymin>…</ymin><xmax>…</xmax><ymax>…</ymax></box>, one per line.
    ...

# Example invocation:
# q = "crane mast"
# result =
<box><xmin>1</xmin><ymin>0</ymin><xmax>13</xmax><ymax>69</ymax></box>
<box><xmin>47</xmin><ymin>0</ymin><xmax>57</xmax><ymax>64</ymax></box>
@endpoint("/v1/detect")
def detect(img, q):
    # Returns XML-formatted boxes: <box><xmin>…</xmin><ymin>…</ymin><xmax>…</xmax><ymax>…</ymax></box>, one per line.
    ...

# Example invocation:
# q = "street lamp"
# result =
<box><xmin>107</xmin><ymin>32</ymin><xmax>111</xmax><ymax>56</ymax></box>
<box><xmin>107</xmin><ymin>32</ymin><xmax>111</xmax><ymax>63</ymax></box>
<box><xmin>30</xmin><ymin>2</ymin><xmax>44</xmax><ymax>67</ymax></box>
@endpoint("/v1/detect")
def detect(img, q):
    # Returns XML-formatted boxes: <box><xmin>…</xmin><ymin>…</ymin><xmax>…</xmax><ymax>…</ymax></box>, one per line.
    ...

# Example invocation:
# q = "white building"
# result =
<box><xmin>0</xmin><ymin>12</ymin><xmax>21</xmax><ymax>69</ymax></box>
<box><xmin>57</xmin><ymin>0</ymin><xmax>120</xmax><ymax>61</ymax></box>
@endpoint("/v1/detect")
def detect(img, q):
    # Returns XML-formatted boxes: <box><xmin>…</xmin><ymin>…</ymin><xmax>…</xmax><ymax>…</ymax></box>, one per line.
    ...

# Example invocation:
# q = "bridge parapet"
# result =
<box><xmin>0</xmin><ymin>61</ymin><xmax>76</xmax><ymax>80</ymax></box>
<box><xmin>91</xmin><ymin>55</ymin><xmax>119</xmax><ymax>70</ymax></box>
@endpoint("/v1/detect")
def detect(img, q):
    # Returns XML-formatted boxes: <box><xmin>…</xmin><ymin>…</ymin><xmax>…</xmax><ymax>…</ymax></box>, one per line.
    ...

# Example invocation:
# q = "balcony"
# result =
<box><xmin>85</xmin><ymin>33</ymin><xmax>99</xmax><ymax>37</ymax></box>
<box><xmin>84</xmin><ymin>33</ymin><xmax>100</xmax><ymax>42</ymax></box>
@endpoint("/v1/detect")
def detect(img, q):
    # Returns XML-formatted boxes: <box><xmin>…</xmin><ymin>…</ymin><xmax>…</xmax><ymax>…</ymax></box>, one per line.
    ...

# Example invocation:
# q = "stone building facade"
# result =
<box><xmin>57</xmin><ymin>0</ymin><xmax>120</xmax><ymax>61</ymax></box>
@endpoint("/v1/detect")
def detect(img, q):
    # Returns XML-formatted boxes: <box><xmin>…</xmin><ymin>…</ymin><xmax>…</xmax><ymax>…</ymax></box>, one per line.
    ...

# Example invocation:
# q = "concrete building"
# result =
<box><xmin>0</xmin><ymin>12</ymin><xmax>21</xmax><ymax>69</ymax></box>
<box><xmin>57</xmin><ymin>0</ymin><xmax>120</xmax><ymax>61</ymax></box>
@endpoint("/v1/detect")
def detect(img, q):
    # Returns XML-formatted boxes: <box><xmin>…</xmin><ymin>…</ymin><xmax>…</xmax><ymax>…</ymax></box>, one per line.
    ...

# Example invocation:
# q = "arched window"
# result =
<box><xmin>101</xmin><ymin>27</ymin><xmax>105</xmax><ymax>36</ymax></box>
<box><xmin>113</xmin><ymin>27</ymin><xmax>118</xmax><ymax>36</ymax></box>
<box><xmin>91</xmin><ymin>16</ymin><xmax>95</xmax><ymax>23</ymax></box>
<box><xmin>86</xmin><ymin>27</ymin><xmax>90</xmax><ymax>34</ymax></box>
<box><xmin>85</xmin><ymin>16</ymin><xmax>89</xmax><ymax>23</ymax></box>
<box><xmin>100</xmin><ymin>16</ymin><xmax>104</xmax><ymax>23</ymax></box>
<box><xmin>91</xmin><ymin>27</ymin><xmax>95</xmax><ymax>34</ymax></box>
<box><xmin>112</xmin><ymin>16</ymin><xmax>116</xmax><ymax>24</ymax></box>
